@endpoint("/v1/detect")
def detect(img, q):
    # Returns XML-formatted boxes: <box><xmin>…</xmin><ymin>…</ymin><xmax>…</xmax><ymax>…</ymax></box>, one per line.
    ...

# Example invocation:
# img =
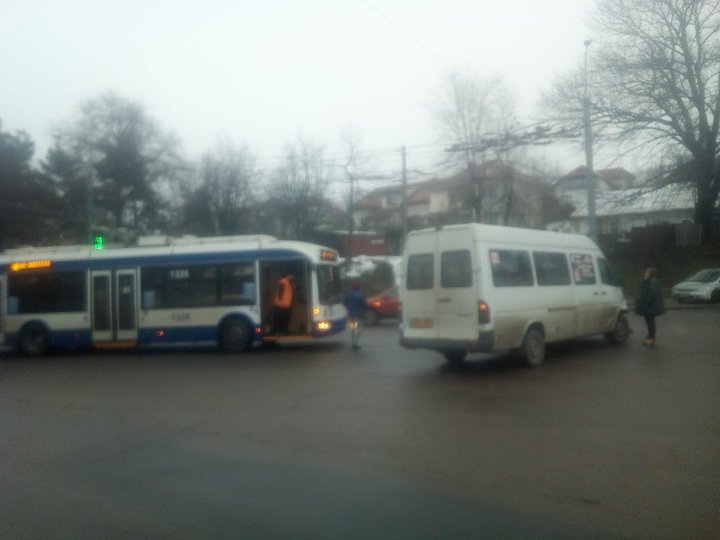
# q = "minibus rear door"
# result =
<box><xmin>435</xmin><ymin>228</ymin><xmax>477</xmax><ymax>341</ymax></box>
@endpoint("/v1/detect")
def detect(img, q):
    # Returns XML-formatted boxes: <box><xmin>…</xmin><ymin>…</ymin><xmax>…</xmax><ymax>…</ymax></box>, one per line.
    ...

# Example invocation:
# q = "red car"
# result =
<box><xmin>365</xmin><ymin>286</ymin><xmax>400</xmax><ymax>325</ymax></box>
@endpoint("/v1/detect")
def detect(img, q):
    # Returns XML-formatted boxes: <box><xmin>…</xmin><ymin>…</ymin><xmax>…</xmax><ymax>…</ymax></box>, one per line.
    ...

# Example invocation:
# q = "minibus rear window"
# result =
<box><xmin>407</xmin><ymin>253</ymin><xmax>434</xmax><ymax>290</ymax></box>
<box><xmin>441</xmin><ymin>250</ymin><xmax>472</xmax><ymax>288</ymax></box>
<box><xmin>489</xmin><ymin>250</ymin><xmax>534</xmax><ymax>287</ymax></box>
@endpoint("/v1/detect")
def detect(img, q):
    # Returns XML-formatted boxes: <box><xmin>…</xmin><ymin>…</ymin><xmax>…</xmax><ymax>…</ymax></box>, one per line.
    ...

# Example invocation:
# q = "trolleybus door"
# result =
<box><xmin>91</xmin><ymin>269</ymin><xmax>138</xmax><ymax>345</ymax></box>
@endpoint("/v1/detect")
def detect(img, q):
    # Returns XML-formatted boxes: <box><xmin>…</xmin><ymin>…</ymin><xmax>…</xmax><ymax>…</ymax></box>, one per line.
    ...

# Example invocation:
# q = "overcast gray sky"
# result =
<box><xmin>1</xmin><ymin>0</ymin><xmax>599</xmax><ymax>183</ymax></box>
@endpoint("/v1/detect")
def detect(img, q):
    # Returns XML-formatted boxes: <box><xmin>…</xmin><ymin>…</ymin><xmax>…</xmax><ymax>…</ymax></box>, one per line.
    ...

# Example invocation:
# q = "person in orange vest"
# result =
<box><xmin>273</xmin><ymin>273</ymin><xmax>295</xmax><ymax>334</ymax></box>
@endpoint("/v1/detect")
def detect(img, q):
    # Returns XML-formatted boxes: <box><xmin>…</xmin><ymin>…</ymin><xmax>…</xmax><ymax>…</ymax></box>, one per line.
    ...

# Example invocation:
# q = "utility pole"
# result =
<box><xmin>583</xmin><ymin>39</ymin><xmax>597</xmax><ymax>242</ymax></box>
<box><xmin>84</xmin><ymin>169</ymin><xmax>93</xmax><ymax>246</ymax></box>
<box><xmin>347</xmin><ymin>169</ymin><xmax>355</xmax><ymax>262</ymax></box>
<box><xmin>401</xmin><ymin>145</ymin><xmax>407</xmax><ymax>253</ymax></box>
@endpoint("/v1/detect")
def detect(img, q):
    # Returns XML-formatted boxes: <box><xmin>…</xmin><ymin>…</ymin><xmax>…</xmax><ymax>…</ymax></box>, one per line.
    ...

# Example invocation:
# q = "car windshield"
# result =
<box><xmin>686</xmin><ymin>269</ymin><xmax>720</xmax><ymax>282</ymax></box>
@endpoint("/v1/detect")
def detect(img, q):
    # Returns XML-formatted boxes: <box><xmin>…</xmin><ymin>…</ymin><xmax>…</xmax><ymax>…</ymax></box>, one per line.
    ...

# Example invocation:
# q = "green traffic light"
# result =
<box><xmin>93</xmin><ymin>235</ymin><xmax>104</xmax><ymax>249</ymax></box>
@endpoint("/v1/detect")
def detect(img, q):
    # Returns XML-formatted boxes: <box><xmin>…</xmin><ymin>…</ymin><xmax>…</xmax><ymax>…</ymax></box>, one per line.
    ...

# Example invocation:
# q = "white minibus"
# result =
<box><xmin>399</xmin><ymin>224</ymin><xmax>630</xmax><ymax>366</ymax></box>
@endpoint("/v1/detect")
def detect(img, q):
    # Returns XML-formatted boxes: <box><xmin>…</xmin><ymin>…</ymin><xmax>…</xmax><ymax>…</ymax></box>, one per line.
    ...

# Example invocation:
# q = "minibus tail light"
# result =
<box><xmin>478</xmin><ymin>301</ymin><xmax>490</xmax><ymax>324</ymax></box>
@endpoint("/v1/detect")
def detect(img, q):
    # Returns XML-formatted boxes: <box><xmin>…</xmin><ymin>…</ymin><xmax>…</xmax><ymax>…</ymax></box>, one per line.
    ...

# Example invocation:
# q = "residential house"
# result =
<box><xmin>549</xmin><ymin>183</ymin><xmax>700</xmax><ymax>246</ymax></box>
<box><xmin>555</xmin><ymin>166</ymin><xmax>637</xmax><ymax>209</ymax></box>
<box><xmin>353</xmin><ymin>160</ymin><xmax>550</xmax><ymax>234</ymax></box>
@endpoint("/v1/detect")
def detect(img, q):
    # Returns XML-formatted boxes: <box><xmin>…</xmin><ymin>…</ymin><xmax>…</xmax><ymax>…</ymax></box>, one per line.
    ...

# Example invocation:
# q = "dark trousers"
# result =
<box><xmin>644</xmin><ymin>315</ymin><xmax>656</xmax><ymax>339</ymax></box>
<box><xmin>273</xmin><ymin>306</ymin><xmax>291</xmax><ymax>333</ymax></box>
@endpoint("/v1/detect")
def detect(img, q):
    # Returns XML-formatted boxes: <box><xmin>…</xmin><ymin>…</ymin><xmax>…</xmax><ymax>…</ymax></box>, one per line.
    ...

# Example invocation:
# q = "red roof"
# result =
<box><xmin>407</xmin><ymin>189</ymin><xmax>431</xmax><ymax>204</ymax></box>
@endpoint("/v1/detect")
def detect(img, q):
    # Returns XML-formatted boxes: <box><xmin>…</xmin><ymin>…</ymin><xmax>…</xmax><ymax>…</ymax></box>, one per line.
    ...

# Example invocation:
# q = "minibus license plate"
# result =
<box><xmin>410</xmin><ymin>318</ymin><xmax>434</xmax><ymax>329</ymax></box>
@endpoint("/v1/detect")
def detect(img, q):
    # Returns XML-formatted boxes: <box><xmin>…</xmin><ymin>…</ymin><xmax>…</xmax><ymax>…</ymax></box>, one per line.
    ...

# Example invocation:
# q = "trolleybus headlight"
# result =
<box><xmin>316</xmin><ymin>320</ymin><xmax>332</xmax><ymax>331</ymax></box>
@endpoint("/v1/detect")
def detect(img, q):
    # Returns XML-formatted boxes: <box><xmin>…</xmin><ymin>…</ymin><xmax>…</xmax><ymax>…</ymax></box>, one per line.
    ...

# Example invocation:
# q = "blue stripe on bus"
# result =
<box><xmin>4</xmin><ymin>329</ymin><xmax>92</xmax><ymax>350</ymax></box>
<box><xmin>4</xmin><ymin>317</ymin><xmax>346</xmax><ymax>351</ymax></box>
<box><xmin>137</xmin><ymin>326</ymin><xmax>221</xmax><ymax>344</ymax></box>
<box><xmin>1</xmin><ymin>248</ymin><xmax>311</xmax><ymax>272</ymax></box>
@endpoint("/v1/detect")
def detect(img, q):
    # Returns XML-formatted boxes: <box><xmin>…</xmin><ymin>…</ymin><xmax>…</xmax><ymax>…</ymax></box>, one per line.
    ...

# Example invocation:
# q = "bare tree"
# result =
<box><xmin>435</xmin><ymin>72</ymin><xmax>519</xmax><ymax>221</ymax></box>
<box><xmin>182</xmin><ymin>140</ymin><xmax>256</xmax><ymax>235</ymax></box>
<box><xmin>266</xmin><ymin>134</ymin><xmax>335</xmax><ymax>240</ymax></box>
<box><xmin>545</xmin><ymin>0</ymin><xmax>720</xmax><ymax>241</ymax></box>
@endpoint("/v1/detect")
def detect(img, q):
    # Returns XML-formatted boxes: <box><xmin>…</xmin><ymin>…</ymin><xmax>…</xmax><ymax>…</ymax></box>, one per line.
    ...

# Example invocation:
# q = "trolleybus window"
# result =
<box><xmin>8</xmin><ymin>270</ymin><xmax>86</xmax><ymax>313</ymax></box>
<box><xmin>142</xmin><ymin>263</ymin><xmax>256</xmax><ymax>309</ymax></box>
<box><xmin>318</xmin><ymin>265</ymin><xmax>342</xmax><ymax>304</ymax></box>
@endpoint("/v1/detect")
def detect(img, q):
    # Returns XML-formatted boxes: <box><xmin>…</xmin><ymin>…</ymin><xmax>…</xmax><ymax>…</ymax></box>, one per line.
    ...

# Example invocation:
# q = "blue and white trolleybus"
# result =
<box><xmin>0</xmin><ymin>235</ymin><xmax>346</xmax><ymax>355</ymax></box>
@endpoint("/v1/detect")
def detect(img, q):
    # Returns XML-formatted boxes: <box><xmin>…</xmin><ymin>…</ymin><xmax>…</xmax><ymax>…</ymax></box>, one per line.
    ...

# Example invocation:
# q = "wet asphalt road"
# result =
<box><xmin>1</xmin><ymin>309</ymin><xmax>719</xmax><ymax>539</ymax></box>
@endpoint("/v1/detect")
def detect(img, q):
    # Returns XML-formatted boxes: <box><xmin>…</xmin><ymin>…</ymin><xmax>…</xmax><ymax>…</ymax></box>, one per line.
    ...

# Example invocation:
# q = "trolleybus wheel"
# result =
<box><xmin>19</xmin><ymin>323</ymin><xmax>49</xmax><ymax>357</ymax></box>
<box><xmin>220</xmin><ymin>318</ymin><xmax>251</xmax><ymax>352</ymax></box>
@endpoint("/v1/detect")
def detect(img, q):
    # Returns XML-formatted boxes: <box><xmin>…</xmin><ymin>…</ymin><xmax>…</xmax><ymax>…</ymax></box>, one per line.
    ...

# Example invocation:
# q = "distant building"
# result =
<box><xmin>555</xmin><ymin>166</ymin><xmax>636</xmax><ymax>209</ymax></box>
<box><xmin>353</xmin><ymin>160</ymin><xmax>550</xmax><ymax>233</ymax></box>
<box><xmin>549</xmin><ymin>184</ymin><xmax>697</xmax><ymax>238</ymax></box>
<box><xmin>314</xmin><ymin>231</ymin><xmax>388</xmax><ymax>257</ymax></box>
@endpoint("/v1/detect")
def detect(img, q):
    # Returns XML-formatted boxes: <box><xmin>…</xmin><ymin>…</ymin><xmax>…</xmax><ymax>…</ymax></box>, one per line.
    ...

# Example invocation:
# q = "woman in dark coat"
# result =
<box><xmin>635</xmin><ymin>267</ymin><xmax>665</xmax><ymax>346</ymax></box>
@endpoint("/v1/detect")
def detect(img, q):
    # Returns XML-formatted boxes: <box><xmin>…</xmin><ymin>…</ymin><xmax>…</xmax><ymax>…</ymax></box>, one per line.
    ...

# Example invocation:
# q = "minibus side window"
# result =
<box><xmin>597</xmin><ymin>258</ymin><xmax>618</xmax><ymax>286</ymax></box>
<box><xmin>407</xmin><ymin>254</ymin><xmax>434</xmax><ymax>290</ymax></box>
<box><xmin>570</xmin><ymin>253</ymin><xmax>596</xmax><ymax>285</ymax></box>
<box><xmin>441</xmin><ymin>250</ymin><xmax>472</xmax><ymax>288</ymax></box>
<box><xmin>489</xmin><ymin>250</ymin><xmax>534</xmax><ymax>287</ymax></box>
<box><xmin>533</xmin><ymin>252</ymin><xmax>571</xmax><ymax>286</ymax></box>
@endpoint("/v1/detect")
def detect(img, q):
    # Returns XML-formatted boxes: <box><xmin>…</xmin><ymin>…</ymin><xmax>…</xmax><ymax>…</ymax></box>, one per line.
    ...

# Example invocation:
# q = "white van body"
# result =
<box><xmin>399</xmin><ymin>224</ymin><xmax>629</xmax><ymax>366</ymax></box>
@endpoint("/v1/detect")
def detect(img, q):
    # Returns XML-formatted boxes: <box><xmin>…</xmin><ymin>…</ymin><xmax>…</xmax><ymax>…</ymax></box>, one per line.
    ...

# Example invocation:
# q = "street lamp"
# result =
<box><xmin>583</xmin><ymin>39</ymin><xmax>597</xmax><ymax>242</ymax></box>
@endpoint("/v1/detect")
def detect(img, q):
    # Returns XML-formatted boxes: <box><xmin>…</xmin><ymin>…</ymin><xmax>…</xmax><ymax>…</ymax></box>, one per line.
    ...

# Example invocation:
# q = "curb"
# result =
<box><xmin>629</xmin><ymin>300</ymin><xmax>720</xmax><ymax>310</ymax></box>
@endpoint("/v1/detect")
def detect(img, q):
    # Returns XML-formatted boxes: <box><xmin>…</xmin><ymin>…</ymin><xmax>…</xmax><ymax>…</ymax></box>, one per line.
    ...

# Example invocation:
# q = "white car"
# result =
<box><xmin>671</xmin><ymin>268</ymin><xmax>720</xmax><ymax>303</ymax></box>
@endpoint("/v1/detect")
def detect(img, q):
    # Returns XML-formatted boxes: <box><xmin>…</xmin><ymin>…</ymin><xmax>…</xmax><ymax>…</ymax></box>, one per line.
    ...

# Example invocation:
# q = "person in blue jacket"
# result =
<box><xmin>634</xmin><ymin>267</ymin><xmax>665</xmax><ymax>346</ymax></box>
<box><xmin>344</xmin><ymin>282</ymin><xmax>369</xmax><ymax>350</ymax></box>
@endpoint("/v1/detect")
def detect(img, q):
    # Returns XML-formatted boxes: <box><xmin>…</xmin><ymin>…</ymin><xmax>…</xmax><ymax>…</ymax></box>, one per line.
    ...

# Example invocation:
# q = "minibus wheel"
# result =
<box><xmin>522</xmin><ymin>327</ymin><xmax>545</xmax><ymax>367</ymax></box>
<box><xmin>444</xmin><ymin>350</ymin><xmax>467</xmax><ymax>365</ymax></box>
<box><xmin>605</xmin><ymin>313</ymin><xmax>630</xmax><ymax>344</ymax></box>
<box><xmin>220</xmin><ymin>318</ymin><xmax>251</xmax><ymax>352</ymax></box>
<box><xmin>19</xmin><ymin>323</ymin><xmax>49</xmax><ymax>357</ymax></box>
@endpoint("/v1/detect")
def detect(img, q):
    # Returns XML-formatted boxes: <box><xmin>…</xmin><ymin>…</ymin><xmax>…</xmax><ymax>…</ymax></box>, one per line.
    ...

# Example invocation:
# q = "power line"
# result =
<box><xmin>358</xmin><ymin>0</ymin><xmax>450</xmax><ymax>69</ymax></box>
